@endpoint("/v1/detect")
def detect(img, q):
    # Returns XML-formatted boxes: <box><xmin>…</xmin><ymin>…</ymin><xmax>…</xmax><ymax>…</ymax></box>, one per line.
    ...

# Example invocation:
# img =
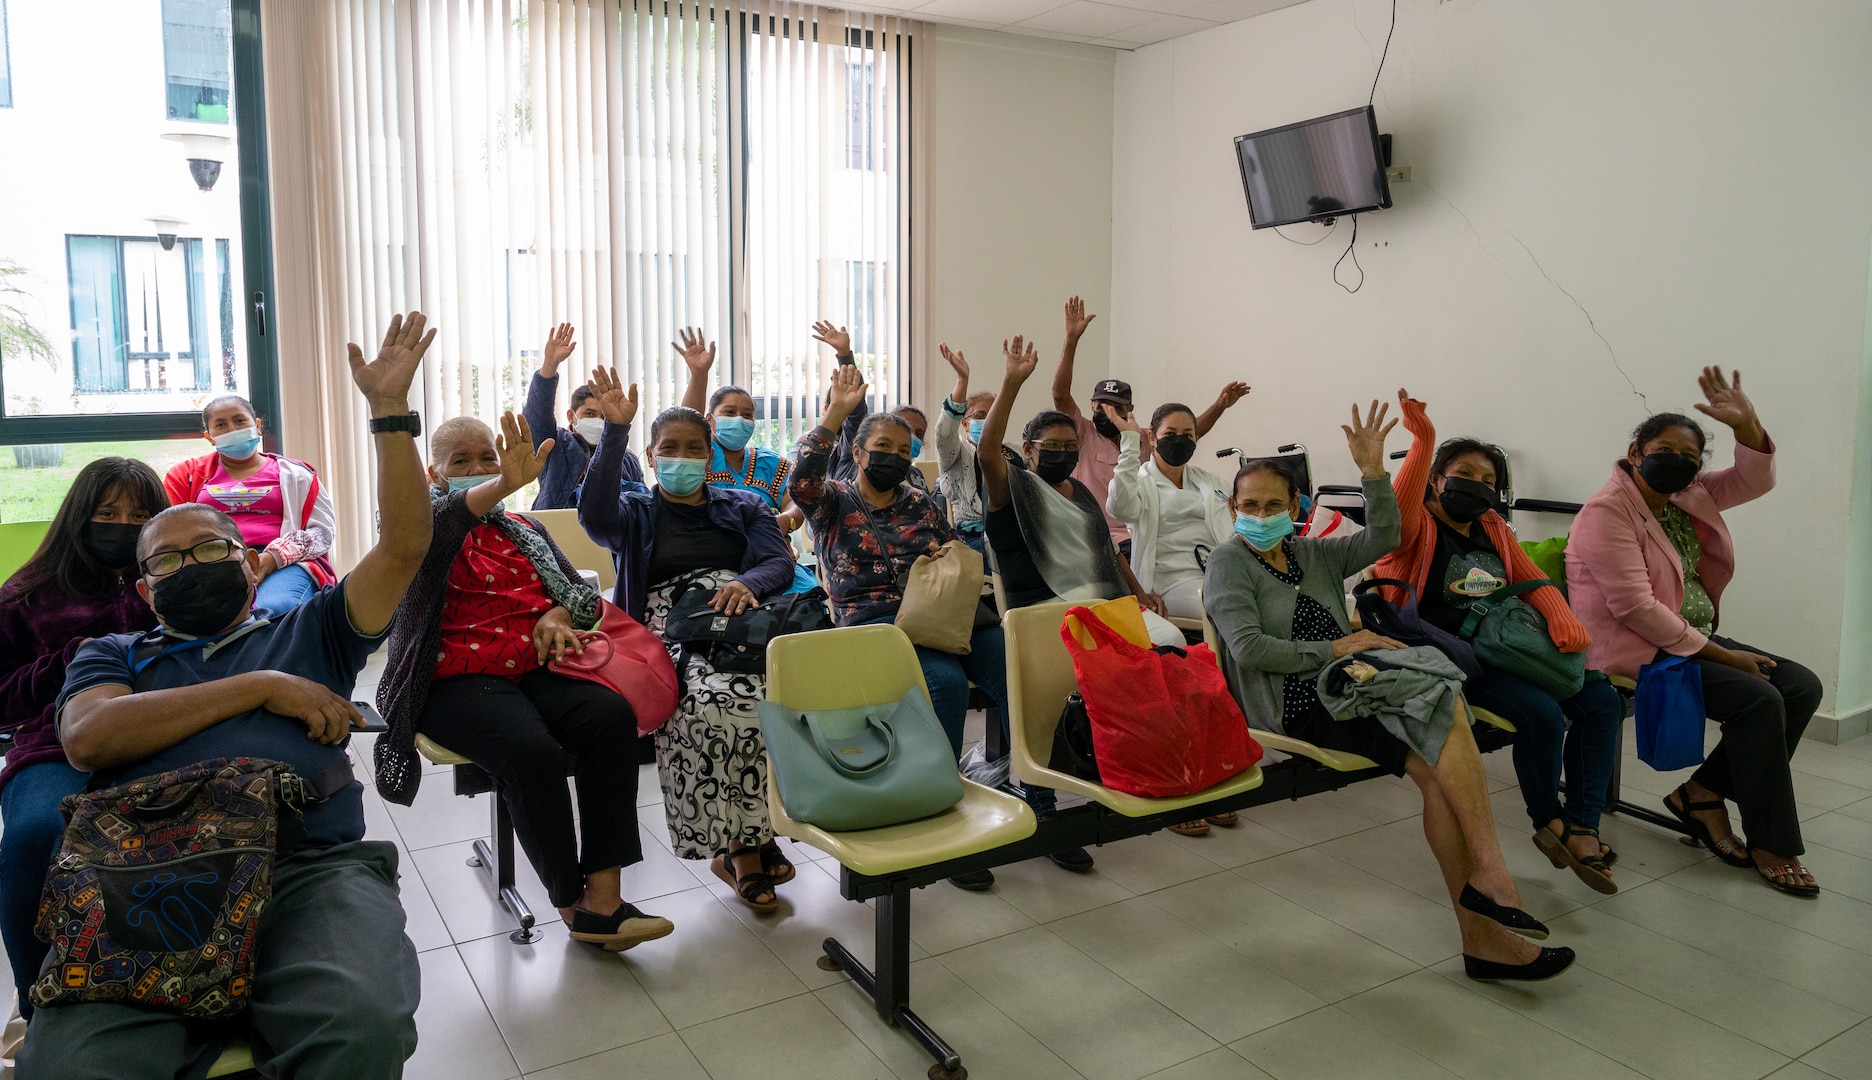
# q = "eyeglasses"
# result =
<box><xmin>141</xmin><ymin>537</ymin><xmax>244</xmax><ymax>578</ymax></box>
<box><xmin>1036</xmin><ymin>440</ymin><xmax>1079</xmax><ymax>453</ymax></box>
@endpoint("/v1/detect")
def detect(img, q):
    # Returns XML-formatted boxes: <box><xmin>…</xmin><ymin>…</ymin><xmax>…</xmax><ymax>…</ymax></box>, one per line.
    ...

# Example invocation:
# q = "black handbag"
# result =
<box><xmin>662</xmin><ymin>579</ymin><xmax>835</xmax><ymax>675</ymax></box>
<box><xmin>1047</xmin><ymin>692</ymin><xmax>1101</xmax><ymax>782</ymax></box>
<box><xmin>1351</xmin><ymin>578</ymin><xmax>1482</xmax><ymax>681</ymax></box>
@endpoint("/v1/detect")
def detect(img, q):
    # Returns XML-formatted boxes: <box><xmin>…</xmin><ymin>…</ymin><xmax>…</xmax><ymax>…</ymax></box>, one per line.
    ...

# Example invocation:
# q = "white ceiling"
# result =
<box><xmin>834</xmin><ymin>0</ymin><xmax>1311</xmax><ymax>50</ymax></box>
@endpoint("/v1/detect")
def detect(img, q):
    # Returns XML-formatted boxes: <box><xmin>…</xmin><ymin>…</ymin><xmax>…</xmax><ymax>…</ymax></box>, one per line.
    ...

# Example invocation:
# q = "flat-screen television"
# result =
<box><xmin>1234</xmin><ymin>106</ymin><xmax>1391</xmax><ymax>229</ymax></box>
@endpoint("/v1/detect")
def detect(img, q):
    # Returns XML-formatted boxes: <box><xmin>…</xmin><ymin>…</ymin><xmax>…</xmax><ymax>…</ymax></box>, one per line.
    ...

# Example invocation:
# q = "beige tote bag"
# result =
<box><xmin>892</xmin><ymin>540</ymin><xmax>987</xmax><ymax>654</ymax></box>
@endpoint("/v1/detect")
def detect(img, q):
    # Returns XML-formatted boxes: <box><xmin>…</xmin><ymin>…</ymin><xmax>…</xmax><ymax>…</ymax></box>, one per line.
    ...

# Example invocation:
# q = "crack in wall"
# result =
<box><xmin>1419</xmin><ymin>179</ymin><xmax>1648</xmax><ymax>410</ymax></box>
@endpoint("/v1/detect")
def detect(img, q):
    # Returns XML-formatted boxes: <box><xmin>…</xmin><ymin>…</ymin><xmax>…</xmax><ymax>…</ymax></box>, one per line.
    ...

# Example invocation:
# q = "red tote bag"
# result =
<box><xmin>1059</xmin><ymin>606</ymin><xmax>1262</xmax><ymax>798</ymax></box>
<box><xmin>550</xmin><ymin>599</ymin><xmax>682</xmax><ymax>735</ymax></box>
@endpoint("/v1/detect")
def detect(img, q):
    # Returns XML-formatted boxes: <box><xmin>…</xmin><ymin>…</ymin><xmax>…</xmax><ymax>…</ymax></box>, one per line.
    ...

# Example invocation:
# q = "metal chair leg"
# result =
<box><xmin>465</xmin><ymin>788</ymin><xmax>540</xmax><ymax>943</ymax></box>
<box><xmin>818</xmin><ymin>884</ymin><xmax>966</xmax><ymax>1079</ymax></box>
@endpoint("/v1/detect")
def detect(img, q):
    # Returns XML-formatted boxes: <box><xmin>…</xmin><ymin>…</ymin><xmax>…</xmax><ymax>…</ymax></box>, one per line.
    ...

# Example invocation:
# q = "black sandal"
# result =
<box><xmin>1664</xmin><ymin>785</ymin><xmax>1753</xmax><ymax>867</ymax></box>
<box><xmin>1757</xmin><ymin>862</ymin><xmax>1820</xmax><ymax>898</ymax></box>
<box><xmin>712</xmin><ymin>851</ymin><xmax>779</xmax><ymax>912</ymax></box>
<box><xmin>1534</xmin><ymin>822</ymin><xmax>1617</xmax><ymax>895</ymax></box>
<box><xmin>757</xmin><ymin>840</ymin><xmax>796</xmax><ymax>886</ymax></box>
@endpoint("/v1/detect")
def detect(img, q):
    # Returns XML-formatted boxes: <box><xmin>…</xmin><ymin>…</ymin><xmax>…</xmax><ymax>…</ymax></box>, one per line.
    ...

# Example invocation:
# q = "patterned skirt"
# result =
<box><xmin>644</xmin><ymin>570</ymin><xmax>772</xmax><ymax>860</ymax></box>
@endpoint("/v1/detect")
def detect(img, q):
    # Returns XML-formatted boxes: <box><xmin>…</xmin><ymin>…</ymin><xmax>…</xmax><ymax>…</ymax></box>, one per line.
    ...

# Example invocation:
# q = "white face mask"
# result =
<box><xmin>574</xmin><ymin>417</ymin><xmax>606</xmax><ymax>444</ymax></box>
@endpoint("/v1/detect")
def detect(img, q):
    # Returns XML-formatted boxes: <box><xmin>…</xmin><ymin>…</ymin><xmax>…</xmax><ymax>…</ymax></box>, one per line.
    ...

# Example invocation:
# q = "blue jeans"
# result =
<box><xmin>0</xmin><ymin>761</ymin><xmax>89</xmax><ymax>1020</ymax></box>
<box><xmin>860</xmin><ymin>619</ymin><xmax>1054</xmax><ymax>815</ymax></box>
<box><xmin>255</xmin><ymin>563</ymin><xmax>318</xmax><ymax>617</ymax></box>
<box><xmin>1465</xmin><ymin>667</ymin><xmax>1621</xmax><ymax>831</ymax></box>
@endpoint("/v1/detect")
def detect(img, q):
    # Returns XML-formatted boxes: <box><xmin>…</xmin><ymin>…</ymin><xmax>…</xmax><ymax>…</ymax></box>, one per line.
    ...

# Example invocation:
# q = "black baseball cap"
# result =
<box><xmin>1091</xmin><ymin>379</ymin><xmax>1133</xmax><ymax>407</ymax></box>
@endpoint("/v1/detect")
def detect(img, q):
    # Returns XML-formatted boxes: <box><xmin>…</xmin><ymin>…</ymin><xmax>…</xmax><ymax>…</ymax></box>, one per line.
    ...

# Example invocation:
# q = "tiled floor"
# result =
<box><xmin>22</xmin><ymin>647</ymin><xmax>1872</xmax><ymax>1080</ymax></box>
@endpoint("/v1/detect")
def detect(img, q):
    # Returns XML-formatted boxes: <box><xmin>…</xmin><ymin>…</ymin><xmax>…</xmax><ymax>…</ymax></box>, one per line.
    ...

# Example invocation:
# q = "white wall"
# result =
<box><xmin>1112</xmin><ymin>0</ymin><xmax>1872</xmax><ymax>715</ymax></box>
<box><xmin>922</xmin><ymin>26</ymin><xmax>1115</xmax><ymax>424</ymax></box>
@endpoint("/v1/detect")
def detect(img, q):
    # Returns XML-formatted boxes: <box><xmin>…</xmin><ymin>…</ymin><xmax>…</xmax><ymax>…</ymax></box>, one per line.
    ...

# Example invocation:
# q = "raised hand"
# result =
<box><xmin>542</xmin><ymin>322</ymin><xmax>577</xmax><ymax>374</ymax></box>
<box><xmin>939</xmin><ymin>342</ymin><xmax>969</xmax><ymax>380</ymax></box>
<box><xmin>587</xmin><ymin>365</ymin><xmax>640</xmax><ymax>426</ymax></box>
<box><xmin>1215</xmin><ymin>381</ymin><xmax>1251</xmax><ymax>410</ymax></box>
<box><xmin>1063</xmin><ymin>296</ymin><xmax>1096</xmax><ymax>342</ymax></box>
<box><xmin>673</xmin><ymin>328</ymin><xmax>716</xmax><ymax>377</ymax></box>
<box><xmin>347</xmin><ymin>311</ymin><xmax>435</xmax><ymax>413</ymax></box>
<box><xmin>1098</xmin><ymin>402</ymin><xmax>1141</xmax><ymax>436</ymax></box>
<box><xmin>1342</xmin><ymin>399</ymin><xmax>1397</xmax><ymax>479</ymax></box>
<box><xmin>827</xmin><ymin>363</ymin><xmax>869</xmax><ymax>416</ymax></box>
<box><xmin>811</xmin><ymin>320</ymin><xmax>853</xmax><ymax>356</ymax></box>
<box><xmin>1003</xmin><ymin>335</ymin><xmax>1039</xmax><ymax>384</ymax></box>
<box><xmin>497</xmin><ymin>410</ymin><xmax>552</xmax><ymax>491</ymax></box>
<box><xmin>1693</xmin><ymin>367</ymin><xmax>1758</xmax><ymax>432</ymax></box>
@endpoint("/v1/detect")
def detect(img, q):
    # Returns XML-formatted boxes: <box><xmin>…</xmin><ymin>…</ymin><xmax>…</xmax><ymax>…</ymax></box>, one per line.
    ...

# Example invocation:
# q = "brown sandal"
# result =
<box><xmin>757</xmin><ymin>840</ymin><xmax>796</xmax><ymax>886</ymax></box>
<box><xmin>1757</xmin><ymin>862</ymin><xmax>1820</xmax><ymax>898</ymax></box>
<box><xmin>1168</xmin><ymin>819</ymin><xmax>1210</xmax><ymax>836</ymax></box>
<box><xmin>712</xmin><ymin>851</ymin><xmax>779</xmax><ymax>912</ymax></box>
<box><xmin>1205</xmin><ymin>812</ymin><xmax>1239</xmax><ymax>827</ymax></box>
<box><xmin>1534</xmin><ymin>823</ymin><xmax>1617</xmax><ymax>895</ymax></box>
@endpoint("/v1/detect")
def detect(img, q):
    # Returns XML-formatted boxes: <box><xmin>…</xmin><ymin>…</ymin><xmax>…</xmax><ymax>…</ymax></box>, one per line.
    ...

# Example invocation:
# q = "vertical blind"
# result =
<box><xmin>263</xmin><ymin>0</ymin><xmax>914</xmax><ymax>567</ymax></box>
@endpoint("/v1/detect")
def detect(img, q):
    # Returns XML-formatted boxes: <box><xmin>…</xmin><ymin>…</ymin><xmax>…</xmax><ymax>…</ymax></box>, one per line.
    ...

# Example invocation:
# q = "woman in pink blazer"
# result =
<box><xmin>1567</xmin><ymin>368</ymin><xmax>1821</xmax><ymax>897</ymax></box>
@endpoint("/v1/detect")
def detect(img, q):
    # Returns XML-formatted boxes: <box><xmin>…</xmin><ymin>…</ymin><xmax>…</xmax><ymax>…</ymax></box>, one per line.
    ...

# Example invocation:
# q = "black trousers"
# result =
<box><xmin>420</xmin><ymin>669</ymin><xmax>642</xmax><ymax>908</ymax></box>
<box><xmin>1676</xmin><ymin>636</ymin><xmax>1823</xmax><ymax>858</ymax></box>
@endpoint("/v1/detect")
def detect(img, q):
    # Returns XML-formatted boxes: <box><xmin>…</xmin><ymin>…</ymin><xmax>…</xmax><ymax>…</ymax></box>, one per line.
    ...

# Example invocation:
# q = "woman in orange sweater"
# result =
<box><xmin>1376</xmin><ymin>391</ymin><xmax>1623</xmax><ymax>893</ymax></box>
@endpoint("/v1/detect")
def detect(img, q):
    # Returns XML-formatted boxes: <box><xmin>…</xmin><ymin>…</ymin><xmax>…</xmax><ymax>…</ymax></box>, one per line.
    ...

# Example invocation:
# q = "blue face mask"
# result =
<box><xmin>714</xmin><ymin>416</ymin><xmax>755</xmax><ymax>451</ymax></box>
<box><xmin>910</xmin><ymin>436</ymin><xmax>923</xmax><ymax>459</ymax></box>
<box><xmin>1233</xmin><ymin>510</ymin><xmax>1295</xmax><ymax>552</ymax></box>
<box><xmin>447</xmin><ymin>473</ymin><xmax>498</xmax><ymax>492</ymax></box>
<box><xmin>212</xmin><ymin>427</ymin><xmax>263</xmax><ymax>462</ymax></box>
<box><xmin>656</xmin><ymin>456</ymin><xmax>707</xmax><ymax>496</ymax></box>
<box><xmin>967</xmin><ymin>420</ymin><xmax>984</xmax><ymax>443</ymax></box>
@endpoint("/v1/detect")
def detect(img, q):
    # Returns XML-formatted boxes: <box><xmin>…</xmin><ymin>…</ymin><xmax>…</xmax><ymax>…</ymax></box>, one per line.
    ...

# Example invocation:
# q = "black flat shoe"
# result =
<box><xmin>567</xmin><ymin>902</ymin><xmax>674</xmax><ymax>952</ymax></box>
<box><xmin>948</xmin><ymin>869</ymin><xmax>995</xmax><ymax>891</ymax></box>
<box><xmin>1459</xmin><ymin>883</ymin><xmax>1550</xmax><ymax>940</ymax></box>
<box><xmin>1048</xmin><ymin>847</ymin><xmax>1095</xmax><ymax>872</ymax></box>
<box><xmin>1464</xmin><ymin>946</ymin><xmax>1576</xmax><ymax>982</ymax></box>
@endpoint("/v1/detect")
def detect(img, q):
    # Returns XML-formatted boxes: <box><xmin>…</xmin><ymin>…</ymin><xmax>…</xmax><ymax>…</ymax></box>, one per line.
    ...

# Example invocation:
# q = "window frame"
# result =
<box><xmin>0</xmin><ymin>0</ymin><xmax>13</xmax><ymax>110</ymax></box>
<box><xmin>0</xmin><ymin>0</ymin><xmax>279</xmax><ymax>449</ymax></box>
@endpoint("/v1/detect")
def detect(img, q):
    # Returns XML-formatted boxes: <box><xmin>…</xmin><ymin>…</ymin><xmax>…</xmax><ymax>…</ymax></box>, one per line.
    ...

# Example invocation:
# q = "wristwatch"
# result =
<box><xmin>369</xmin><ymin>412</ymin><xmax>423</xmax><ymax>437</ymax></box>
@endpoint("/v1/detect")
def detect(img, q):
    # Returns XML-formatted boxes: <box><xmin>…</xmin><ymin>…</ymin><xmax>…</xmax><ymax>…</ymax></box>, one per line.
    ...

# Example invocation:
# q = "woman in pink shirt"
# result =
<box><xmin>164</xmin><ymin>395</ymin><xmax>337</xmax><ymax>616</ymax></box>
<box><xmin>1566</xmin><ymin>368</ymin><xmax>1821</xmax><ymax>897</ymax></box>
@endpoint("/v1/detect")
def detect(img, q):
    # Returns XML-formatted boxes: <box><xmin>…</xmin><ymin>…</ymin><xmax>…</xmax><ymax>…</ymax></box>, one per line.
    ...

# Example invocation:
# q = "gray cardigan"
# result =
<box><xmin>1202</xmin><ymin>476</ymin><xmax>1401</xmax><ymax>733</ymax></box>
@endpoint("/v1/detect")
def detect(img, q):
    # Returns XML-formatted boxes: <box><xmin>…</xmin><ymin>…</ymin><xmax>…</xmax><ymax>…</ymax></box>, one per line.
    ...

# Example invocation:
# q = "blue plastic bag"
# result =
<box><xmin>1634</xmin><ymin>655</ymin><xmax>1707</xmax><ymax>771</ymax></box>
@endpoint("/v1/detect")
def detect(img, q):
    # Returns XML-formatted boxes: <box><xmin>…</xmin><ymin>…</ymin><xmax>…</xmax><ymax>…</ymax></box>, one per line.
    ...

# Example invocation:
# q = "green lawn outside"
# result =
<box><xmin>0</xmin><ymin>438</ymin><xmax>203</xmax><ymax>523</ymax></box>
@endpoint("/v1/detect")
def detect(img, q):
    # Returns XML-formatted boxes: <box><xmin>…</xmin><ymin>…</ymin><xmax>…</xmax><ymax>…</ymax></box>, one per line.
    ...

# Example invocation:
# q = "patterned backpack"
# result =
<box><xmin>30</xmin><ymin>757</ymin><xmax>308</xmax><ymax>1018</ymax></box>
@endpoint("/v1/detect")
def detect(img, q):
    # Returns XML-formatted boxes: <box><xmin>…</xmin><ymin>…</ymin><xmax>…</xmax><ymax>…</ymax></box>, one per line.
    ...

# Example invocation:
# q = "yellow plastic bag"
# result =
<box><xmin>1064</xmin><ymin>596</ymin><xmax>1151</xmax><ymax>651</ymax></box>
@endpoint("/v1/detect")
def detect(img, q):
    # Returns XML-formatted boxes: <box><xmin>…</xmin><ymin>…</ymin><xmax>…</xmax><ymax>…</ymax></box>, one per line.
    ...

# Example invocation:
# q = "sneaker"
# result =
<box><xmin>567</xmin><ymin>902</ymin><xmax>675</xmax><ymax>952</ymax></box>
<box><xmin>1048</xmin><ymin>846</ymin><xmax>1095</xmax><ymax>872</ymax></box>
<box><xmin>948</xmin><ymin>868</ymin><xmax>996</xmax><ymax>891</ymax></box>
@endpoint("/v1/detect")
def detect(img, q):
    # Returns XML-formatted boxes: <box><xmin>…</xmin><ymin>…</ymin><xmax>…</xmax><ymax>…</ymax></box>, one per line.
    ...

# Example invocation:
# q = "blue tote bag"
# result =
<box><xmin>1634</xmin><ymin>655</ymin><xmax>1707</xmax><ymax>771</ymax></box>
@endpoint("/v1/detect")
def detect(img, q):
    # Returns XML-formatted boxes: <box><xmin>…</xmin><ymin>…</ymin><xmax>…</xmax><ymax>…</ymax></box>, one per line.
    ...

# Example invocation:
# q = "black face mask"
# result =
<box><xmin>861</xmin><ymin>452</ymin><xmax>913</xmax><ymax>492</ymax></box>
<box><xmin>1035</xmin><ymin>449</ymin><xmax>1079</xmax><ymax>485</ymax></box>
<box><xmin>1091</xmin><ymin>411</ymin><xmax>1122</xmax><ymax>439</ymax></box>
<box><xmin>150</xmin><ymin>559</ymin><xmax>252</xmax><ymax>636</ymax></box>
<box><xmin>1155</xmin><ymin>434</ymin><xmax>1196</xmax><ymax>467</ymax></box>
<box><xmin>1638</xmin><ymin>452</ymin><xmax>1700</xmax><ymax>495</ymax></box>
<box><xmin>1437</xmin><ymin>476</ymin><xmax>1497</xmax><ymax>524</ymax></box>
<box><xmin>84</xmin><ymin>521</ymin><xmax>144</xmax><ymax>570</ymax></box>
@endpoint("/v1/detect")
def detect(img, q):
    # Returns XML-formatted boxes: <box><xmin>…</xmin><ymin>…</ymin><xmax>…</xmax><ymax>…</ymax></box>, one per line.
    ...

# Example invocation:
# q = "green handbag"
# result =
<box><xmin>757</xmin><ymin>687</ymin><xmax>965</xmax><ymax>831</ymax></box>
<box><xmin>1459</xmin><ymin>578</ymin><xmax>1587</xmax><ymax>699</ymax></box>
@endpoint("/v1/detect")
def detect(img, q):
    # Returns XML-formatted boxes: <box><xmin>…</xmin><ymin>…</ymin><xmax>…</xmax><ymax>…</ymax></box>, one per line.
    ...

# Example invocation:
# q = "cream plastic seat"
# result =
<box><xmin>1199</xmin><ymin>611</ymin><xmax>1381</xmax><ymax>771</ymax></box>
<box><xmin>1003</xmin><ymin>602</ymin><xmax>1263</xmax><ymax>815</ymax></box>
<box><xmin>414</xmin><ymin>733</ymin><xmax>470</xmax><ymax>766</ymax></box>
<box><xmin>1470</xmin><ymin>706</ymin><xmax>1517</xmax><ymax>733</ymax></box>
<box><xmin>1609</xmin><ymin>674</ymin><xmax>1637</xmax><ymax>692</ymax></box>
<box><xmin>915</xmin><ymin>458</ymin><xmax>940</xmax><ymax>490</ymax></box>
<box><xmin>763</xmin><ymin>626</ymin><xmax>1035</xmax><ymax>873</ymax></box>
<box><xmin>524</xmin><ymin>507</ymin><xmax>617</xmax><ymax>591</ymax></box>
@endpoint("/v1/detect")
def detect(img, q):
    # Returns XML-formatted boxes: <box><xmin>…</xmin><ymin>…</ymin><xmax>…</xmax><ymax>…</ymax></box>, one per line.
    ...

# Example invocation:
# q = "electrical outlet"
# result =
<box><xmin>1386</xmin><ymin>165</ymin><xmax>1413</xmax><ymax>184</ymax></box>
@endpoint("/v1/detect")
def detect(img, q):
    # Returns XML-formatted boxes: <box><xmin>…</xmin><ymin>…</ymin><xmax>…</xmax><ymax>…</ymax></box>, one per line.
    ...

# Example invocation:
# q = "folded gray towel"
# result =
<box><xmin>1316</xmin><ymin>645</ymin><xmax>1467</xmax><ymax>766</ymax></box>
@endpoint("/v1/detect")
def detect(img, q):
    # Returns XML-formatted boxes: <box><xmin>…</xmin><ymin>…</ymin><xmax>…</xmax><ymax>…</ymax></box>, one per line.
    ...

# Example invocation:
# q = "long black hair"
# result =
<box><xmin>0</xmin><ymin>457</ymin><xmax>168</xmax><ymax>604</ymax></box>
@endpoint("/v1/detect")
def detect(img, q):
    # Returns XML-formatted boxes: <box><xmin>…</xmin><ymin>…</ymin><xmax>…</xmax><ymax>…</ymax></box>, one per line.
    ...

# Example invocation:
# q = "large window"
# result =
<box><xmin>0</xmin><ymin>0</ymin><xmax>13</xmax><ymax>109</ymax></box>
<box><xmin>0</xmin><ymin>0</ymin><xmax>275</xmax><ymax>463</ymax></box>
<box><xmin>161</xmin><ymin>0</ymin><xmax>231</xmax><ymax>123</ymax></box>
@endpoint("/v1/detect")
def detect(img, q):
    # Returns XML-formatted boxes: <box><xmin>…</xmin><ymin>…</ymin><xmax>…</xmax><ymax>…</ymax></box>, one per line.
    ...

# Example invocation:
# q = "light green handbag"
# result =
<box><xmin>758</xmin><ymin>688</ymin><xmax>964</xmax><ymax>831</ymax></box>
<box><xmin>1459</xmin><ymin>578</ymin><xmax>1587</xmax><ymax>699</ymax></box>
